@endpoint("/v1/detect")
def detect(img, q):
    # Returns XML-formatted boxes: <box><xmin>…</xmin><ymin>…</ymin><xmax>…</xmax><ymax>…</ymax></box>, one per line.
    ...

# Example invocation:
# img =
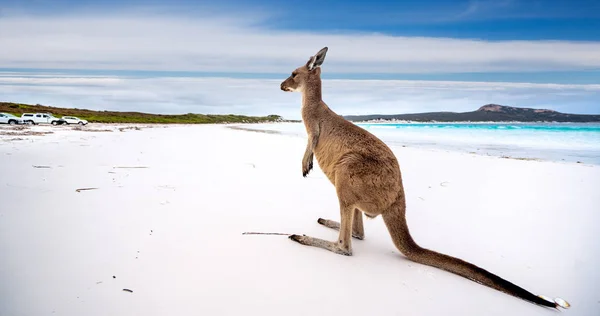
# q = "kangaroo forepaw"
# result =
<box><xmin>317</xmin><ymin>218</ymin><xmax>364</xmax><ymax>240</ymax></box>
<box><xmin>302</xmin><ymin>163</ymin><xmax>313</xmax><ymax>177</ymax></box>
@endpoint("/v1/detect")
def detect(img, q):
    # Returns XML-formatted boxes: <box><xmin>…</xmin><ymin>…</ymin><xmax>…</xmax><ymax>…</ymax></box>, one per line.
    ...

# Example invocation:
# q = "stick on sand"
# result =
<box><xmin>76</xmin><ymin>187</ymin><xmax>99</xmax><ymax>192</ymax></box>
<box><xmin>242</xmin><ymin>232</ymin><xmax>291</xmax><ymax>236</ymax></box>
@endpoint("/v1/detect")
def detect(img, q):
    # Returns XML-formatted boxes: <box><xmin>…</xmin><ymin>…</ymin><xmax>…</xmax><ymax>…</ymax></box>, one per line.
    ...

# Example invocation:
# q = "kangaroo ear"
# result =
<box><xmin>306</xmin><ymin>47</ymin><xmax>328</xmax><ymax>71</ymax></box>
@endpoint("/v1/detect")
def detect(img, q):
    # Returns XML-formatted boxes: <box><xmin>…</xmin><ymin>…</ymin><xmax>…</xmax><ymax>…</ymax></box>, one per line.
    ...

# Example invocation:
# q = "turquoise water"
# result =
<box><xmin>357</xmin><ymin>123</ymin><xmax>600</xmax><ymax>132</ymax></box>
<box><xmin>357</xmin><ymin>122</ymin><xmax>600</xmax><ymax>164</ymax></box>
<box><xmin>251</xmin><ymin>122</ymin><xmax>600</xmax><ymax>165</ymax></box>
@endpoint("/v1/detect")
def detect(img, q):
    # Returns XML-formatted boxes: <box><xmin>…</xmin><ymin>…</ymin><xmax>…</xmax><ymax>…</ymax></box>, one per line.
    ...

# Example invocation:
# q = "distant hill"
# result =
<box><xmin>0</xmin><ymin>102</ymin><xmax>283</xmax><ymax>124</ymax></box>
<box><xmin>343</xmin><ymin>104</ymin><xmax>600</xmax><ymax>123</ymax></box>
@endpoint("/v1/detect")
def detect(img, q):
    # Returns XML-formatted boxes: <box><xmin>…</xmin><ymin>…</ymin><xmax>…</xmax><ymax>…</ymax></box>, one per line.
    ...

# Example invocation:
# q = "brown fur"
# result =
<box><xmin>280</xmin><ymin>47</ymin><xmax>567</xmax><ymax>309</ymax></box>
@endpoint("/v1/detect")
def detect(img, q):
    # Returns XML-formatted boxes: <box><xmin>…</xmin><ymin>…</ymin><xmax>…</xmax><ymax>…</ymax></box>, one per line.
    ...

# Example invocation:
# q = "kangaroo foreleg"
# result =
<box><xmin>302</xmin><ymin>124</ymin><xmax>319</xmax><ymax>177</ymax></box>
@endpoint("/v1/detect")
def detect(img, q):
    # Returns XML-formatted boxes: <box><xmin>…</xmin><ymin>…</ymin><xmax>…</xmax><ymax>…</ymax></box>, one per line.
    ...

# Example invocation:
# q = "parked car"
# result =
<box><xmin>62</xmin><ymin>116</ymin><xmax>89</xmax><ymax>125</ymax></box>
<box><xmin>0</xmin><ymin>113</ymin><xmax>25</xmax><ymax>125</ymax></box>
<box><xmin>21</xmin><ymin>113</ymin><xmax>66</xmax><ymax>125</ymax></box>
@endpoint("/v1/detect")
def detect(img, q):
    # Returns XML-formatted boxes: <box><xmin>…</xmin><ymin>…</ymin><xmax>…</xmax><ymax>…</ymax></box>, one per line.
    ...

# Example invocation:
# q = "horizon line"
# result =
<box><xmin>2</xmin><ymin>100</ymin><xmax>600</xmax><ymax>117</ymax></box>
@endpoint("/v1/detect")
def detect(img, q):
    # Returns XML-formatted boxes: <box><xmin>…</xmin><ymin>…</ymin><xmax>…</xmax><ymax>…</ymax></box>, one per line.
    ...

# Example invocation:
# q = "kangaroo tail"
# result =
<box><xmin>382</xmin><ymin>199</ymin><xmax>570</xmax><ymax>309</ymax></box>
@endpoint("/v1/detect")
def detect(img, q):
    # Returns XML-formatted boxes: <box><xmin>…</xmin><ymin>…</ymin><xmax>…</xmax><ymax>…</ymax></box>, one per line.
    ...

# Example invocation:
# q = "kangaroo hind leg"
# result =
<box><xmin>290</xmin><ymin>203</ymin><xmax>355</xmax><ymax>256</ymax></box>
<box><xmin>317</xmin><ymin>208</ymin><xmax>364</xmax><ymax>240</ymax></box>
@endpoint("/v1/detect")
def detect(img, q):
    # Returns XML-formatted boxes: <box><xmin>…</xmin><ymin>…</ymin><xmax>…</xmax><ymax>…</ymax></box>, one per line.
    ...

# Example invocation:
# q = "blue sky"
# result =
<box><xmin>0</xmin><ymin>0</ymin><xmax>599</xmax><ymax>116</ymax></box>
<box><xmin>3</xmin><ymin>0</ymin><xmax>599</xmax><ymax>40</ymax></box>
<box><xmin>1</xmin><ymin>0</ymin><xmax>599</xmax><ymax>79</ymax></box>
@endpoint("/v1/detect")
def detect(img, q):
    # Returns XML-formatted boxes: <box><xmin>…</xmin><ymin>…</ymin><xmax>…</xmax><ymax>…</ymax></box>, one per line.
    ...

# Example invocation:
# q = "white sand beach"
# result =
<box><xmin>1</xmin><ymin>123</ymin><xmax>599</xmax><ymax>316</ymax></box>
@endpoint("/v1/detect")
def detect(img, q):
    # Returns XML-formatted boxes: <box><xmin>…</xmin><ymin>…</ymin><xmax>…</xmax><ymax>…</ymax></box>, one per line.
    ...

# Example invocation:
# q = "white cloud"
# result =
<box><xmin>1</xmin><ymin>11</ymin><xmax>600</xmax><ymax>73</ymax></box>
<box><xmin>1</xmin><ymin>75</ymin><xmax>598</xmax><ymax>118</ymax></box>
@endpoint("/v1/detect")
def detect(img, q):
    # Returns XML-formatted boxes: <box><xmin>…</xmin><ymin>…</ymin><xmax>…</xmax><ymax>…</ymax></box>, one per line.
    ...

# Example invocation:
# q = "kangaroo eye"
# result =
<box><xmin>292</xmin><ymin>73</ymin><xmax>297</xmax><ymax>78</ymax></box>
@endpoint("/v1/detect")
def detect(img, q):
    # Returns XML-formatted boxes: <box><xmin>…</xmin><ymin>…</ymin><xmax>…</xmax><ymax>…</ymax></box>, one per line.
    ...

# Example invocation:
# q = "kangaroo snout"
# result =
<box><xmin>280</xmin><ymin>82</ymin><xmax>293</xmax><ymax>92</ymax></box>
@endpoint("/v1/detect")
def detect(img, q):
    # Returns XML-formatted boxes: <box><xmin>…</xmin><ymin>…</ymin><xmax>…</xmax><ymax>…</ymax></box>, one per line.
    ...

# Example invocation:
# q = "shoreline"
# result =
<box><xmin>226</xmin><ymin>122</ymin><xmax>600</xmax><ymax>166</ymax></box>
<box><xmin>2</xmin><ymin>122</ymin><xmax>597</xmax><ymax>166</ymax></box>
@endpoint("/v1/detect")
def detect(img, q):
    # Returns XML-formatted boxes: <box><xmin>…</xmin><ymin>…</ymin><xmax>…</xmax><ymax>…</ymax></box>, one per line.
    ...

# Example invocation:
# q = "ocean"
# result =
<box><xmin>250</xmin><ymin>122</ymin><xmax>600</xmax><ymax>165</ymax></box>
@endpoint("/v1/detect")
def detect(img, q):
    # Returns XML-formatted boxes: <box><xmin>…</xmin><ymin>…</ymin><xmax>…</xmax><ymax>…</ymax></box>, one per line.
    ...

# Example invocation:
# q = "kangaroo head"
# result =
<box><xmin>280</xmin><ymin>47</ymin><xmax>328</xmax><ymax>92</ymax></box>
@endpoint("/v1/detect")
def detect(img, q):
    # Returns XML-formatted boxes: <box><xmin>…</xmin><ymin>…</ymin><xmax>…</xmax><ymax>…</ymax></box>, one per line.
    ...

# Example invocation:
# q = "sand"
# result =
<box><xmin>0</xmin><ymin>123</ymin><xmax>598</xmax><ymax>316</ymax></box>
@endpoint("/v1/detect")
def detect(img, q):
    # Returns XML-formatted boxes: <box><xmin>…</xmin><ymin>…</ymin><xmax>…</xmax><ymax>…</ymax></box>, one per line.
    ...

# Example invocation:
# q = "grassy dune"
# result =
<box><xmin>0</xmin><ymin>102</ymin><xmax>284</xmax><ymax>124</ymax></box>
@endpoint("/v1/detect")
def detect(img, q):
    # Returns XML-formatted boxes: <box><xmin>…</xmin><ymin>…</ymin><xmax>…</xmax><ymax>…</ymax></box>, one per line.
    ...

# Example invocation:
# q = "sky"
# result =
<box><xmin>0</xmin><ymin>0</ymin><xmax>599</xmax><ymax>118</ymax></box>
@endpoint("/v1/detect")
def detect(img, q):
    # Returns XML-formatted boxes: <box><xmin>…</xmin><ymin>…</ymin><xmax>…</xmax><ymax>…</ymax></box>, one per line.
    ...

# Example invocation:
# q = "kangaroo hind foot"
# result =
<box><xmin>289</xmin><ymin>234</ymin><xmax>352</xmax><ymax>256</ymax></box>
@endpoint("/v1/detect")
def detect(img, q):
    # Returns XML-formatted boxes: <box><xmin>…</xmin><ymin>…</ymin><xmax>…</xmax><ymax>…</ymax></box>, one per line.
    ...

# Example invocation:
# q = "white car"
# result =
<box><xmin>62</xmin><ymin>116</ymin><xmax>89</xmax><ymax>125</ymax></box>
<box><xmin>0</xmin><ymin>113</ymin><xmax>25</xmax><ymax>125</ymax></box>
<box><xmin>21</xmin><ymin>113</ymin><xmax>66</xmax><ymax>125</ymax></box>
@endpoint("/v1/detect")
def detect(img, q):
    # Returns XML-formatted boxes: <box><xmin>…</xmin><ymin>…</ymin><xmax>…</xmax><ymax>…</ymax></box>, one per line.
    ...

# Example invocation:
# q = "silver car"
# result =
<box><xmin>62</xmin><ymin>116</ymin><xmax>89</xmax><ymax>125</ymax></box>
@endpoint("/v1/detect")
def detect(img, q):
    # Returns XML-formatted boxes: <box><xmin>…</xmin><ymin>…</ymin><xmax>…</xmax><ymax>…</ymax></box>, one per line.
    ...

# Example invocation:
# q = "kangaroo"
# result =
<box><xmin>279</xmin><ymin>46</ymin><xmax>570</xmax><ymax>310</ymax></box>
